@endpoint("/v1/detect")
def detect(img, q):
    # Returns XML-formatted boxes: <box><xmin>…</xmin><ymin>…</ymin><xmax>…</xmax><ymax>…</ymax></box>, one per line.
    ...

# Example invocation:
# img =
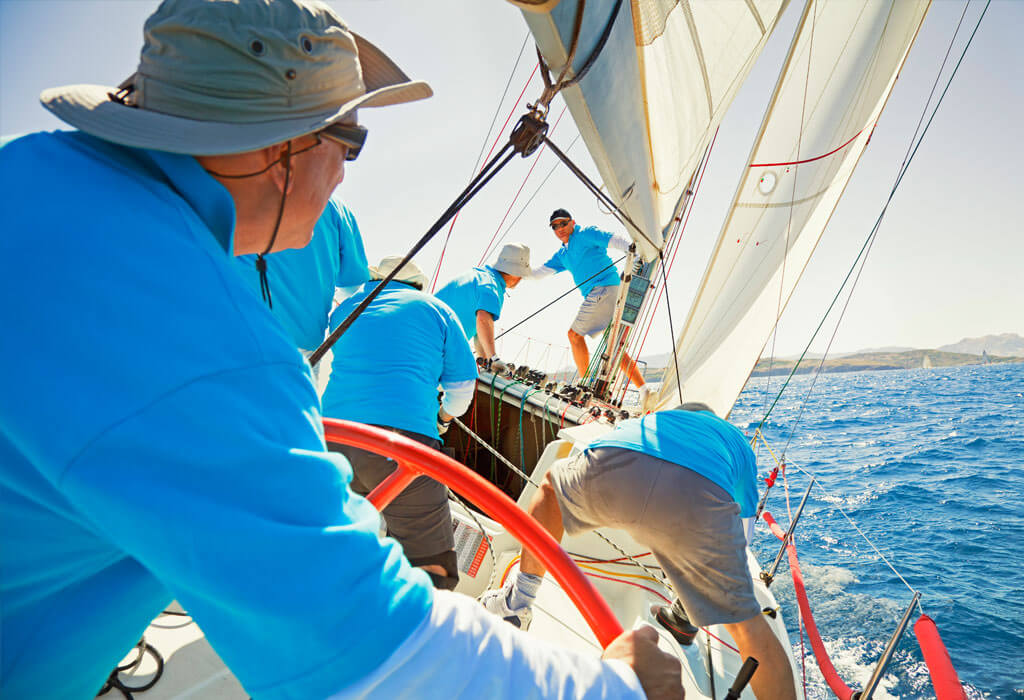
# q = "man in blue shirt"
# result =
<box><xmin>533</xmin><ymin>209</ymin><xmax>650</xmax><ymax>404</ymax></box>
<box><xmin>435</xmin><ymin>242</ymin><xmax>532</xmax><ymax>371</ymax></box>
<box><xmin>322</xmin><ymin>257</ymin><xmax>477</xmax><ymax>590</ymax></box>
<box><xmin>234</xmin><ymin>197</ymin><xmax>370</xmax><ymax>366</ymax></box>
<box><xmin>0</xmin><ymin>1</ymin><xmax>678</xmax><ymax>698</ymax></box>
<box><xmin>483</xmin><ymin>403</ymin><xmax>798</xmax><ymax>700</ymax></box>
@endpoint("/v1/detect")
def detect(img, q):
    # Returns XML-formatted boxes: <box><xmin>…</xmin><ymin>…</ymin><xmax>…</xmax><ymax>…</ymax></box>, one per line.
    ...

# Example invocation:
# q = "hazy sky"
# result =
<box><xmin>1</xmin><ymin>0</ymin><xmax>1020</xmax><ymax>367</ymax></box>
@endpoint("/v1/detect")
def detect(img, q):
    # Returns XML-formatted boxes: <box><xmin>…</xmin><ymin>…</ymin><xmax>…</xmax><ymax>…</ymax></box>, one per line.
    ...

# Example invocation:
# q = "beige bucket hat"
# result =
<box><xmin>40</xmin><ymin>0</ymin><xmax>432</xmax><ymax>155</ymax></box>
<box><xmin>369</xmin><ymin>256</ymin><xmax>429</xmax><ymax>291</ymax></box>
<box><xmin>491</xmin><ymin>242</ymin><xmax>532</xmax><ymax>278</ymax></box>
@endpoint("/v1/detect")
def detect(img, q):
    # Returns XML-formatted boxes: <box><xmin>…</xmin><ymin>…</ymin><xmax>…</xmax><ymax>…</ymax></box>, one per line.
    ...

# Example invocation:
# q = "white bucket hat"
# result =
<box><xmin>40</xmin><ymin>0</ymin><xmax>432</xmax><ymax>155</ymax></box>
<box><xmin>491</xmin><ymin>242</ymin><xmax>532</xmax><ymax>279</ymax></box>
<box><xmin>369</xmin><ymin>256</ymin><xmax>429</xmax><ymax>291</ymax></box>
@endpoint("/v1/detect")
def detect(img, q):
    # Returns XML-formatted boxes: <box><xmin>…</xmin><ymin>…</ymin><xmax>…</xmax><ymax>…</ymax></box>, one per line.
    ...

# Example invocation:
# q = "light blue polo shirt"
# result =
<box><xmin>235</xmin><ymin>198</ymin><xmax>369</xmax><ymax>351</ymax></box>
<box><xmin>544</xmin><ymin>224</ymin><xmax>622</xmax><ymax>298</ymax></box>
<box><xmin>322</xmin><ymin>282</ymin><xmax>478</xmax><ymax>439</ymax></box>
<box><xmin>434</xmin><ymin>265</ymin><xmax>506</xmax><ymax>341</ymax></box>
<box><xmin>0</xmin><ymin>131</ymin><xmax>430</xmax><ymax>699</ymax></box>
<box><xmin>587</xmin><ymin>409</ymin><xmax>759</xmax><ymax>517</ymax></box>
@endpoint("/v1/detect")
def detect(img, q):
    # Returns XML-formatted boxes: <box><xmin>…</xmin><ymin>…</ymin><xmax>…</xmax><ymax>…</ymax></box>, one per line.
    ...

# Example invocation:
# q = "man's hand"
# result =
<box><xmin>437</xmin><ymin>410</ymin><xmax>452</xmax><ymax>436</ymax></box>
<box><xmin>601</xmin><ymin>626</ymin><xmax>682</xmax><ymax>699</ymax></box>
<box><xmin>489</xmin><ymin>357</ymin><xmax>509</xmax><ymax>375</ymax></box>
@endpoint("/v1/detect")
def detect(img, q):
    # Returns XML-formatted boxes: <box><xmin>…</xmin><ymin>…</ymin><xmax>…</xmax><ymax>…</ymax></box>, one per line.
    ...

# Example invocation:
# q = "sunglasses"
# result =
<box><xmin>550</xmin><ymin>220</ymin><xmax>572</xmax><ymax>230</ymax></box>
<box><xmin>322</xmin><ymin>122</ymin><xmax>368</xmax><ymax>162</ymax></box>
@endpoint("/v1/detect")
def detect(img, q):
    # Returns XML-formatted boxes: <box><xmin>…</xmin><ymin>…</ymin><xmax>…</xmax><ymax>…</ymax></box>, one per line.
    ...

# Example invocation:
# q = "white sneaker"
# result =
<box><xmin>479</xmin><ymin>586</ymin><xmax>533</xmax><ymax>630</ymax></box>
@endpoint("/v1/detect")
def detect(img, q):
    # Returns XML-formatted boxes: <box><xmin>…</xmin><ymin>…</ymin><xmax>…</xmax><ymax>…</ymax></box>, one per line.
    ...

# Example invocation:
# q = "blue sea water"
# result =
<box><xmin>729</xmin><ymin>362</ymin><xmax>1024</xmax><ymax>698</ymax></box>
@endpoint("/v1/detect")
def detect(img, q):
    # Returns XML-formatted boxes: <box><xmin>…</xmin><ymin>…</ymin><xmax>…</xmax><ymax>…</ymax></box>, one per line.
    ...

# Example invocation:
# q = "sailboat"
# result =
<box><xmin>108</xmin><ymin>0</ymin><xmax>973</xmax><ymax>697</ymax></box>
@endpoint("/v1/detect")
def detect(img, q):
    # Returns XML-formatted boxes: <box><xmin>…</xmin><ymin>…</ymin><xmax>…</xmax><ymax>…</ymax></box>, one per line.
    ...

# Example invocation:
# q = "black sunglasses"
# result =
<box><xmin>322</xmin><ymin>123</ymin><xmax>368</xmax><ymax>162</ymax></box>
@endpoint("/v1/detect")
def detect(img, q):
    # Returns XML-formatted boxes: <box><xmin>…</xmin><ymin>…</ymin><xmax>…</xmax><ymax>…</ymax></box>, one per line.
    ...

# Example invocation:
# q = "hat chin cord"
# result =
<box><xmin>204</xmin><ymin>141</ymin><xmax>296</xmax><ymax>309</ymax></box>
<box><xmin>254</xmin><ymin>142</ymin><xmax>293</xmax><ymax>309</ymax></box>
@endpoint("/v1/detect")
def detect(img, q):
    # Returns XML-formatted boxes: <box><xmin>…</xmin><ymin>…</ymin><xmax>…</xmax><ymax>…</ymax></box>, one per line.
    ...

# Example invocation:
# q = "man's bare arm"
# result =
<box><xmin>475</xmin><ymin>309</ymin><xmax>497</xmax><ymax>359</ymax></box>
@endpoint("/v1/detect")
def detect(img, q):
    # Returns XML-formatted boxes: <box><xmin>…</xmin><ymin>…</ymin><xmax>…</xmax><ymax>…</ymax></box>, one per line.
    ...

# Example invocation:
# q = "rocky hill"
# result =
<box><xmin>937</xmin><ymin>333</ymin><xmax>1024</xmax><ymax>356</ymax></box>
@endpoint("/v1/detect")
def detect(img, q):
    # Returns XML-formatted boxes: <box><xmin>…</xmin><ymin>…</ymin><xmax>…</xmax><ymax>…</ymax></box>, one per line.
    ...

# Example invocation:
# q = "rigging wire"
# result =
<box><xmin>478</xmin><ymin>105</ymin><xmax>570</xmax><ymax>265</ymax></box>
<box><xmin>752</xmin><ymin>0</ymin><xmax>992</xmax><ymax>435</ymax></box>
<box><xmin>310</xmin><ymin>142</ymin><xmax>518</xmax><ymax>366</ymax></box>
<box><xmin>481</xmin><ymin>134</ymin><xmax>583</xmax><ymax>264</ymax></box>
<box><xmin>430</xmin><ymin>59</ymin><xmax>540</xmax><ymax>291</ymax></box>
<box><xmin>494</xmin><ymin>255</ymin><xmax>626</xmax><ymax>341</ymax></box>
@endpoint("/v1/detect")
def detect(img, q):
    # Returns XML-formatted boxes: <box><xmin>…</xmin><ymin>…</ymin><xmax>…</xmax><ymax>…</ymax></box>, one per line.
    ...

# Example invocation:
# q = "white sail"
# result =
<box><xmin>657</xmin><ymin>0</ymin><xmax>930</xmax><ymax>417</ymax></box>
<box><xmin>518</xmin><ymin>0</ymin><xmax>789</xmax><ymax>260</ymax></box>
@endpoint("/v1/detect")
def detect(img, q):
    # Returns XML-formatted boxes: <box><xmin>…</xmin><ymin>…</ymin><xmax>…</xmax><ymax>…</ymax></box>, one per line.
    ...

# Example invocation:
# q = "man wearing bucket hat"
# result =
<box><xmin>0</xmin><ymin>1</ymin><xmax>679</xmax><ymax>698</ymax></box>
<box><xmin>533</xmin><ymin>209</ymin><xmax>652</xmax><ymax>408</ymax></box>
<box><xmin>322</xmin><ymin>256</ymin><xmax>476</xmax><ymax>591</ymax></box>
<box><xmin>435</xmin><ymin>242</ymin><xmax>532</xmax><ymax>373</ymax></box>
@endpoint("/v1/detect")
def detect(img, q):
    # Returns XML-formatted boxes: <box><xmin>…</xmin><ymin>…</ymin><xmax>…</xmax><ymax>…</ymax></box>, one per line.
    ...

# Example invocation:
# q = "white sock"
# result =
<box><xmin>506</xmin><ymin>571</ymin><xmax>542</xmax><ymax>610</ymax></box>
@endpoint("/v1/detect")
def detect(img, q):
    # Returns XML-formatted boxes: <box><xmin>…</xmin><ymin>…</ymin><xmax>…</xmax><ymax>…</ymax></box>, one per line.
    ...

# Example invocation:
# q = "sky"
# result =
<box><xmin>1</xmin><ymin>0</ymin><xmax>1021</xmax><ymax>371</ymax></box>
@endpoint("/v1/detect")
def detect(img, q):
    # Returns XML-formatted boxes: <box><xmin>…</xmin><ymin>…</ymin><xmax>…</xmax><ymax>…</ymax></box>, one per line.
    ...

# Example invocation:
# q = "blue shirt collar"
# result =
<box><xmin>483</xmin><ymin>265</ymin><xmax>507</xmax><ymax>295</ymax></box>
<box><xmin>140</xmin><ymin>148</ymin><xmax>237</xmax><ymax>254</ymax></box>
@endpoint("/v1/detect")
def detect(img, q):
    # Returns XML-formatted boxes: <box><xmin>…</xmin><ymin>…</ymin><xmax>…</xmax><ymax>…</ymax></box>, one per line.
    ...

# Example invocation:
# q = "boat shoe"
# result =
<box><xmin>479</xmin><ymin>587</ymin><xmax>533</xmax><ymax>630</ymax></box>
<box><xmin>652</xmin><ymin>604</ymin><xmax>698</xmax><ymax>646</ymax></box>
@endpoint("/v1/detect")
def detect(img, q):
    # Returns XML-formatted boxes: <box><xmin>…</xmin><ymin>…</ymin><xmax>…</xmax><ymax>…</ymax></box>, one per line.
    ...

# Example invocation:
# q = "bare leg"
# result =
<box><xmin>619</xmin><ymin>350</ymin><xmax>645</xmax><ymax>388</ymax></box>
<box><xmin>723</xmin><ymin>614</ymin><xmax>797</xmax><ymax>700</ymax></box>
<box><xmin>519</xmin><ymin>472</ymin><xmax>565</xmax><ymax>577</ymax></box>
<box><xmin>568</xmin><ymin>329</ymin><xmax>589</xmax><ymax>379</ymax></box>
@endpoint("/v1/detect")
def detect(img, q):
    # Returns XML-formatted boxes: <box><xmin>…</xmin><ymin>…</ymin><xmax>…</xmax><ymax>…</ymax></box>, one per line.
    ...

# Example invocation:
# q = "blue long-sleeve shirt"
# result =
<box><xmin>0</xmin><ymin>131</ymin><xmax>642</xmax><ymax>700</ymax></box>
<box><xmin>235</xmin><ymin>198</ymin><xmax>369</xmax><ymax>351</ymax></box>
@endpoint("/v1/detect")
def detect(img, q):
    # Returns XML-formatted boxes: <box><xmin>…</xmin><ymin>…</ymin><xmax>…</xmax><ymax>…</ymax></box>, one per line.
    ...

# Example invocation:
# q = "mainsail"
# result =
<box><xmin>656</xmin><ymin>0</ymin><xmax>930</xmax><ymax>417</ymax></box>
<box><xmin>516</xmin><ymin>0</ymin><xmax>789</xmax><ymax>260</ymax></box>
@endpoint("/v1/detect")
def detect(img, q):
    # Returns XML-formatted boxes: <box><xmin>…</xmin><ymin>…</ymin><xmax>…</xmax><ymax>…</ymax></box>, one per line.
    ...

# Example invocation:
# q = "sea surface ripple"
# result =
<box><xmin>730</xmin><ymin>362</ymin><xmax>1023</xmax><ymax>698</ymax></box>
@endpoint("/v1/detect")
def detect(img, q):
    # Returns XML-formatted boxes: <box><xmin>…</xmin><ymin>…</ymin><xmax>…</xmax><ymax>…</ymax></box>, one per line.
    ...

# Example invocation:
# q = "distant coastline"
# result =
<box><xmin>747</xmin><ymin>349</ymin><xmax>1022</xmax><ymax>378</ymax></box>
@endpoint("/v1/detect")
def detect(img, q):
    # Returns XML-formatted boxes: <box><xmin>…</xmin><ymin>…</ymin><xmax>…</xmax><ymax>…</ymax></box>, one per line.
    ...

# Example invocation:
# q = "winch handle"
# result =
<box><xmin>323</xmin><ymin>418</ymin><xmax>624</xmax><ymax>649</ymax></box>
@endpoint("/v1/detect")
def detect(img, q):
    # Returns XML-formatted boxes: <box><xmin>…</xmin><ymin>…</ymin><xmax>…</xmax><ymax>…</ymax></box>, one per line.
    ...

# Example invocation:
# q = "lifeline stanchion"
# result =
<box><xmin>854</xmin><ymin>592</ymin><xmax>921</xmax><ymax>700</ymax></box>
<box><xmin>761</xmin><ymin>477</ymin><xmax>815</xmax><ymax>587</ymax></box>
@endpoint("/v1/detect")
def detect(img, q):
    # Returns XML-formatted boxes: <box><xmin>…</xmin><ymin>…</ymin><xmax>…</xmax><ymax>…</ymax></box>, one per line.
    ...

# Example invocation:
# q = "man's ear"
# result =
<box><xmin>264</xmin><ymin>142</ymin><xmax>293</xmax><ymax>194</ymax></box>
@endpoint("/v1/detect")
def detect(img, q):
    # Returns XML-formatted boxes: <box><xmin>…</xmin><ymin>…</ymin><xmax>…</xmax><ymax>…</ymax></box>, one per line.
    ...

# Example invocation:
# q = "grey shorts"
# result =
<box><xmin>571</xmin><ymin>285</ymin><xmax>618</xmax><ymax>337</ymax></box>
<box><xmin>329</xmin><ymin>427</ymin><xmax>455</xmax><ymax>561</ymax></box>
<box><xmin>548</xmin><ymin>447</ymin><xmax>760</xmax><ymax>626</ymax></box>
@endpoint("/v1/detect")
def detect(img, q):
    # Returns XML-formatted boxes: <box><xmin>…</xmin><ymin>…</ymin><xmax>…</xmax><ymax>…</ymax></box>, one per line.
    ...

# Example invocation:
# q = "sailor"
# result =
<box><xmin>234</xmin><ymin>197</ymin><xmax>370</xmax><ymax>383</ymax></box>
<box><xmin>322</xmin><ymin>257</ymin><xmax>477</xmax><ymax>590</ymax></box>
<box><xmin>483</xmin><ymin>402</ymin><xmax>799</xmax><ymax>700</ymax></box>
<box><xmin>533</xmin><ymin>208</ymin><xmax>651</xmax><ymax>406</ymax></box>
<box><xmin>434</xmin><ymin>242</ymin><xmax>531</xmax><ymax>373</ymax></box>
<box><xmin>0</xmin><ymin>1</ymin><xmax>678</xmax><ymax>697</ymax></box>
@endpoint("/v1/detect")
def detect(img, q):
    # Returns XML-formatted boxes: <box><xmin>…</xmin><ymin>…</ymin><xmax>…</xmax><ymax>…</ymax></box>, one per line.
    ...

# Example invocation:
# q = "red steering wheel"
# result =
<box><xmin>323</xmin><ymin>418</ymin><xmax>624</xmax><ymax>648</ymax></box>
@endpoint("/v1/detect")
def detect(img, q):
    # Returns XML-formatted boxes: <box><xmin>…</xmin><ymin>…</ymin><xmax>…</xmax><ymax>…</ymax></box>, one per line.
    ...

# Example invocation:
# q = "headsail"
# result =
<box><xmin>656</xmin><ymin>0</ymin><xmax>930</xmax><ymax>417</ymax></box>
<box><xmin>516</xmin><ymin>0</ymin><xmax>789</xmax><ymax>260</ymax></box>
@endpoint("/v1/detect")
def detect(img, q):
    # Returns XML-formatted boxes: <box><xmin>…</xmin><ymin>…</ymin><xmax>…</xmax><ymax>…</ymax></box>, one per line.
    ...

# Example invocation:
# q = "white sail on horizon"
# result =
<box><xmin>656</xmin><ymin>0</ymin><xmax>931</xmax><ymax>417</ymax></box>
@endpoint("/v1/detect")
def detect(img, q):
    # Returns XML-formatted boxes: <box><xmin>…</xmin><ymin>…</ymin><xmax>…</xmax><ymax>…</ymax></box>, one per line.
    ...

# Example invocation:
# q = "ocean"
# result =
<box><xmin>729</xmin><ymin>362</ymin><xmax>1024</xmax><ymax>698</ymax></box>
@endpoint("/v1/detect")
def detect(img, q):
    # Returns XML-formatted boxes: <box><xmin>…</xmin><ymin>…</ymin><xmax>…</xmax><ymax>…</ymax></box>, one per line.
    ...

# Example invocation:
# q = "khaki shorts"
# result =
<box><xmin>329</xmin><ymin>427</ymin><xmax>455</xmax><ymax>561</ymax></box>
<box><xmin>548</xmin><ymin>447</ymin><xmax>760</xmax><ymax>626</ymax></box>
<box><xmin>571</xmin><ymin>285</ymin><xmax>618</xmax><ymax>337</ymax></box>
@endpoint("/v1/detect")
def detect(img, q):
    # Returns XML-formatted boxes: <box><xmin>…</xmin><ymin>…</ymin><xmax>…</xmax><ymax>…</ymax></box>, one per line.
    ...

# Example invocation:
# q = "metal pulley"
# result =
<box><xmin>510</xmin><ymin>110</ymin><xmax>549</xmax><ymax>157</ymax></box>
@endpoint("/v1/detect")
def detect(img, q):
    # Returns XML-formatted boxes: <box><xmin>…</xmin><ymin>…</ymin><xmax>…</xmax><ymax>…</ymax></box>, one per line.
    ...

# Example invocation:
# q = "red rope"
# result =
<box><xmin>763</xmin><ymin>512</ymin><xmax>855</xmax><ymax>699</ymax></box>
<box><xmin>750</xmin><ymin>126</ymin><xmax>865</xmax><ymax>167</ymax></box>
<box><xmin>429</xmin><ymin>62</ymin><xmax>540</xmax><ymax>292</ymax></box>
<box><xmin>478</xmin><ymin>105</ymin><xmax>569</xmax><ymax>265</ymax></box>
